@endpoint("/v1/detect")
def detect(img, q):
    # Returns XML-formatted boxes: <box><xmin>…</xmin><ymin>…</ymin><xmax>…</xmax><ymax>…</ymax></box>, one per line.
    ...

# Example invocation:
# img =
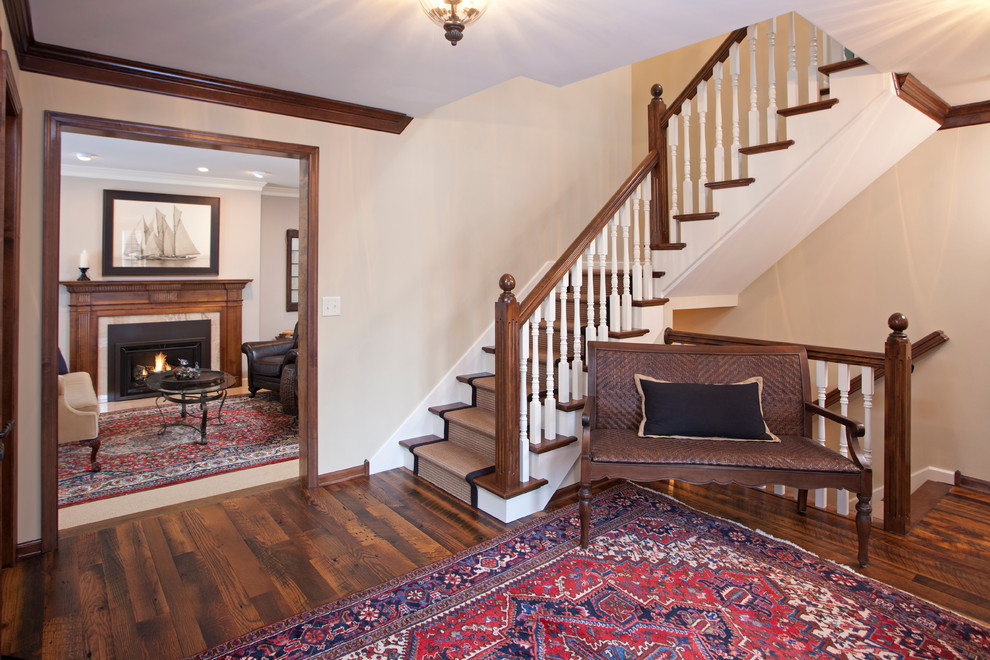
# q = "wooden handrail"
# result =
<box><xmin>664</xmin><ymin>328</ymin><xmax>886</xmax><ymax>368</ymax></box>
<box><xmin>519</xmin><ymin>150</ymin><xmax>658</xmax><ymax>319</ymax></box>
<box><xmin>822</xmin><ymin>330</ymin><xmax>948</xmax><ymax>407</ymax></box>
<box><xmin>660</xmin><ymin>28</ymin><xmax>749</xmax><ymax>125</ymax></box>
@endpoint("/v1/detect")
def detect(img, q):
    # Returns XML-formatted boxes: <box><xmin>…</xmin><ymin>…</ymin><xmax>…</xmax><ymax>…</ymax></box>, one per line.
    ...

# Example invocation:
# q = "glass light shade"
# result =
<box><xmin>419</xmin><ymin>0</ymin><xmax>491</xmax><ymax>45</ymax></box>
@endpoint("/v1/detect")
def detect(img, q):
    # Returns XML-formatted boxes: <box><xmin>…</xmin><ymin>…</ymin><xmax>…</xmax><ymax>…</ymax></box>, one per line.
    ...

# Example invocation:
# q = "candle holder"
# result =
<box><xmin>76</xmin><ymin>267</ymin><xmax>90</xmax><ymax>281</ymax></box>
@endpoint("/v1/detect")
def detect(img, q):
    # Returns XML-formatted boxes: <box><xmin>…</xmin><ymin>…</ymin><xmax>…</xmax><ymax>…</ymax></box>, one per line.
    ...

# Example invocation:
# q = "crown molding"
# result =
<box><xmin>2</xmin><ymin>0</ymin><xmax>413</xmax><ymax>134</ymax></box>
<box><xmin>61</xmin><ymin>164</ymin><xmax>272</xmax><ymax>191</ymax></box>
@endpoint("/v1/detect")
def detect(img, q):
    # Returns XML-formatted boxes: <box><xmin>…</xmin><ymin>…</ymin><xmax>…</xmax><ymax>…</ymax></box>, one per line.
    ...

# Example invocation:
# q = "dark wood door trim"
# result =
<box><xmin>41</xmin><ymin>112</ymin><xmax>319</xmax><ymax>551</ymax></box>
<box><xmin>1</xmin><ymin>50</ymin><xmax>21</xmax><ymax>567</ymax></box>
<box><xmin>1</xmin><ymin>0</ymin><xmax>412</xmax><ymax>134</ymax></box>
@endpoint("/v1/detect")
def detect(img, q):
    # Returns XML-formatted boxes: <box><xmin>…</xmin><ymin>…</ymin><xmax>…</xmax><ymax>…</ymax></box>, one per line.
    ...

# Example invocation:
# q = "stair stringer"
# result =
<box><xmin>659</xmin><ymin>67</ymin><xmax>940</xmax><ymax>299</ymax></box>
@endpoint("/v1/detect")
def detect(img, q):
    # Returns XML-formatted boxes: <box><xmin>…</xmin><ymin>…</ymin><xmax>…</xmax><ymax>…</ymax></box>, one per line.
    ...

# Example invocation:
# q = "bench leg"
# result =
<box><xmin>579</xmin><ymin>483</ymin><xmax>592</xmax><ymax>548</ymax></box>
<box><xmin>856</xmin><ymin>492</ymin><xmax>872</xmax><ymax>568</ymax></box>
<box><xmin>797</xmin><ymin>489</ymin><xmax>808</xmax><ymax>514</ymax></box>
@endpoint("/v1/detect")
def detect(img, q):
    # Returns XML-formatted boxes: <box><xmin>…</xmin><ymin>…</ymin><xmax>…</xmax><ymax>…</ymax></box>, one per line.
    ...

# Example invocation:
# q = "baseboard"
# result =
<box><xmin>15</xmin><ymin>539</ymin><xmax>41</xmax><ymax>560</ymax></box>
<box><xmin>871</xmin><ymin>465</ymin><xmax>957</xmax><ymax>517</ymax></box>
<box><xmin>955</xmin><ymin>470</ymin><xmax>990</xmax><ymax>495</ymax></box>
<box><xmin>318</xmin><ymin>460</ymin><xmax>370</xmax><ymax>487</ymax></box>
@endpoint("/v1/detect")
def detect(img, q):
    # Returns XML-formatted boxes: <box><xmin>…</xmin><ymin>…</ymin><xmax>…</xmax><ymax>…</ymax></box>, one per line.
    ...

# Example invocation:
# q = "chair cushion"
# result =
<box><xmin>635</xmin><ymin>375</ymin><xmax>777</xmax><ymax>442</ymax></box>
<box><xmin>590</xmin><ymin>428</ymin><xmax>860</xmax><ymax>473</ymax></box>
<box><xmin>60</xmin><ymin>372</ymin><xmax>99</xmax><ymax>413</ymax></box>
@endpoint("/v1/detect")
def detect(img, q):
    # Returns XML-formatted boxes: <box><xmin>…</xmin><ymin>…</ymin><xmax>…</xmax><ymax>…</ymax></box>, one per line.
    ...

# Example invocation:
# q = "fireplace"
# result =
<box><xmin>107</xmin><ymin>320</ymin><xmax>211</xmax><ymax>401</ymax></box>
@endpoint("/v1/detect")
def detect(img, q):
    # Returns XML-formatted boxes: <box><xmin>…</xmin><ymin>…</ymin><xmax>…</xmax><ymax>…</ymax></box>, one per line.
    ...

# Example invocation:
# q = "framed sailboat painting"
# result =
<box><xmin>101</xmin><ymin>190</ymin><xmax>220</xmax><ymax>275</ymax></box>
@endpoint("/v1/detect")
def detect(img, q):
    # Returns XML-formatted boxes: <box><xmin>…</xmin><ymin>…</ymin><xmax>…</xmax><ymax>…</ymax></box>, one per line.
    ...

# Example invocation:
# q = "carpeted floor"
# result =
<box><xmin>58</xmin><ymin>391</ymin><xmax>298</xmax><ymax>507</ymax></box>
<box><xmin>192</xmin><ymin>483</ymin><xmax>990</xmax><ymax>660</ymax></box>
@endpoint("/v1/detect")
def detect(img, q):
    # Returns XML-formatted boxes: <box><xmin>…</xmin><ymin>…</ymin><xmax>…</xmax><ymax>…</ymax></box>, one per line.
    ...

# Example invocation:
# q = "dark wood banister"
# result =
<box><xmin>518</xmin><ymin>150</ymin><xmax>659</xmax><ymax>319</ymax></box>
<box><xmin>660</xmin><ymin>28</ymin><xmax>749</xmax><ymax>124</ymax></box>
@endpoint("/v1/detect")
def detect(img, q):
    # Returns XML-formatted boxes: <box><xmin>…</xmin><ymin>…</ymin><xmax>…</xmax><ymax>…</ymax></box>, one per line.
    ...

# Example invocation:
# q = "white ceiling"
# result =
<box><xmin>29</xmin><ymin>0</ymin><xmax>990</xmax><ymax>118</ymax></box>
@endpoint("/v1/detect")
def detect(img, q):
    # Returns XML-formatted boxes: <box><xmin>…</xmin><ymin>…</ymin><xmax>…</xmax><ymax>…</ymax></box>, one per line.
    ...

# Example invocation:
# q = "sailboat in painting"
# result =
<box><xmin>126</xmin><ymin>206</ymin><xmax>200</xmax><ymax>261</ymax></box>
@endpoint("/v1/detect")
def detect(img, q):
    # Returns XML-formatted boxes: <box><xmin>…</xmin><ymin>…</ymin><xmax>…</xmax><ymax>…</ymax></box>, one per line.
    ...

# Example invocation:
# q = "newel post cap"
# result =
<box><xmin>651</xmin><ymin>84</ymin><xmax>663</xmax><ymax>100</ymax></box>
<box><xmin>498</xmin><ymin>273</ymin><xmax>516</xmax><ymax>303</ymax></box>
<box><xmin>888</xmin><ymin>312</ymin><xmax>908</xmax><ymax>335</ymax></box>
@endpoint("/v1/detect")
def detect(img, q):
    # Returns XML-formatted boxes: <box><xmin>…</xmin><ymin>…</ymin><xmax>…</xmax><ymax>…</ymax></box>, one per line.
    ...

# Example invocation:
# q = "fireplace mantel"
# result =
<box><xmin>61</xmin><ymin>279</ymin><xmax>251</xmax><ymax>392</ymax></box>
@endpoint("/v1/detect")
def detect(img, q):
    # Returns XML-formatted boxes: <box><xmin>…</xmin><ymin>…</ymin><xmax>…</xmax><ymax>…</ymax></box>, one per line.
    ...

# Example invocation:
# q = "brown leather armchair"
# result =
<box><xmin>241</xmin><ymin>323</ymin><xmax>298</xmax><ymax>397</ymax></box>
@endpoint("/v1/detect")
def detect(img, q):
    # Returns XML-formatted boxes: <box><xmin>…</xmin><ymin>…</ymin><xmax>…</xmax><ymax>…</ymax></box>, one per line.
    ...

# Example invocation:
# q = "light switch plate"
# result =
<box><xmin>322</xmin><ymin>296</ymin><xmax>341</xmax><ymax>316</ymax></box>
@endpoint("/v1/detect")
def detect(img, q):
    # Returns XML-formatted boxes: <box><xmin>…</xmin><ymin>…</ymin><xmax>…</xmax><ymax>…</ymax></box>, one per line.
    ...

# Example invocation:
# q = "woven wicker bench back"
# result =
<box><xmin>587</xmin><ymin>342</ymin><xmax>811</xmax><ymax>438</ymax></box>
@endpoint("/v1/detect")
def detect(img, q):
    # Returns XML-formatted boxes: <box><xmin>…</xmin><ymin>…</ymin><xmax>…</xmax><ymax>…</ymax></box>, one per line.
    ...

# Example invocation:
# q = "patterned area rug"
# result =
<box><xmin>59</xmin><ymin>392</ymin><xmax>298</xmax><ymax>507</ymax></box>
<box><xmin>192</xmin><ymin>484</ymin><xmax>990</xmax><ymax>659</ymax></box>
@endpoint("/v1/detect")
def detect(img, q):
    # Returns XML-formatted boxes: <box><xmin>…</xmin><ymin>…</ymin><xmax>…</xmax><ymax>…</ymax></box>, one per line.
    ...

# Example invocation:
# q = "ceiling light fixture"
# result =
<box><xmin>74</xmin><ymin>152</ymin><xmax>96</xmax><ymax>162</ymax></box>
<box><xmin>251</xmin><ymin>170</ymin><xmax>269</xmax><ymax>179</ymax></box>
<box><xmin>419</xmin><ymin>0</ymin><xmax>490</xmax><ymax>46</ymax></box>
<box><xmin>197</xmin><ymin>166</ymin><xmax>210</xmax><ymax>173</ymax></box>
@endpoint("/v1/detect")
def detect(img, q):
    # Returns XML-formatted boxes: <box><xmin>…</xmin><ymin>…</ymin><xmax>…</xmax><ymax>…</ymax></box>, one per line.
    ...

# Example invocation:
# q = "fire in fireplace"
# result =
<box><xmin>107</xmin><ymin>320</ymin><xmax>211</xmax><ymax>401</ymax></box>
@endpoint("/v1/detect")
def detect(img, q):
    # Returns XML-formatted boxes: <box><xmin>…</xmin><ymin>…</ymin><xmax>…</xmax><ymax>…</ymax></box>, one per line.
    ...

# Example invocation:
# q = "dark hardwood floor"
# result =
<box><xmin>2</xmin><ymin>470</ymin><xmax>989</xmax><ymax>659</ymax></box>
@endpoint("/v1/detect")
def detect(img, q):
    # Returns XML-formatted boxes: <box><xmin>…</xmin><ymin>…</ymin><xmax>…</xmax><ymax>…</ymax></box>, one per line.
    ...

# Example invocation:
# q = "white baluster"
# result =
<box><xmin>837</xmin><ymin>362</ymin><xmax>851</xmax><ymax>516</ymax></box>
<box><xmin>681</xmin><ymin>99</ymin><xmax>693</xmax><ymax>214</ymax></box>
<box><xmin>766</xmin><ymin>17</ymin><xmax>778</xmax><ymax>142</ymax></box>
<box><xmin>713</xmin><ymin>61</ymin><xmax>725</xmax><ymax>182</ymax></box>
<box><xmin>557</xmin><ymin>274</ymin><xmax>569</xmax><ymax>406</ymax></box>
<box><xmin>631</xmin><ymin>191</ymin><xmax>643</xmax><ymax>303</ymax></box>
<box><xmin>583</xmin><ymin>245</ymin><xmax>596</xmax><ymax>357</ymax></box>
<box><xmin>543</xmin><ymin>293</ymin><xmax>556</xmax><ymax>441</ymax></box>
<box><xmin>862</xmin><ymin>366</ymin><xmax>875</xmax><ymax>465</ymax></box>
<box><xmin>608</xmin><ymin>216</ymin><xmax>620</xmax><ymax>333</ymax></box>
<box><xmin>807</xmin><ymin>23</ymin><xmax>819</xmax><ymax>104</ymax></box>
<box><xmin>621</xmin><ymin>199</ymin><xmax>633</xmax><ymax>330</ymax></box>
<box><xmin>697</xmin><ymin>81</ymin><xmax>708</xmax><ymax>212</ymax></box>
<box><xmin>668</xmin><ymin>114</ymin><xmax>680</xmax><ymax>240</ymax></box>
<box><xmin>519</xmin><ymin>321</ymin><xmax>530</xmax><ymax>480</ymax></box>
<box><xmin>815</xmin><ymin>360</ymin><xmax>828</xmax><ymax>509</ymax></box>
<box><xmin>529</xmin><ymin>306</ymin><xmax>542</xmax><ymax>447</ymax></box>
<box><xmin>730</xmin><ymin>42</ymin><xmax>741</xmax><ymax>179</ymax></box>
<box><xmin>748</xmin><ymin>23</ymin><xmax>760</xmax><ymax>147</ymax></box>
<box><xmin>571</xmin><ymin>257</ymin><xmax>584</xmax><ymax>399</ymax></box>
<box><xmin>597</xmin><ymin>229</ymin><xmax>608</xmax><ymax>342</ymax></box>
<box><xmin>787</xmin><ymin>13</ymin><xmax>799</xmax><ymax>108</ymax></box>
<box><xmin>640</xmin><ymin>180</ymin><xmax>654</xmax><ymax>299</ymax></box>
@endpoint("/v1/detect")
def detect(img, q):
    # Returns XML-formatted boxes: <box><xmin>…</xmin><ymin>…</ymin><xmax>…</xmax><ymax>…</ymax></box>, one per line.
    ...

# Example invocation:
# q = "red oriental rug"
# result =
<box><xmin>192</xmin><ymin>484</ymin><xmax>990</xmax><ymax>659</ymax></box>
<box><xmin>58</xmin><ymin>392</ymin><xmax>297</xmax><ymax>507</ymax></box>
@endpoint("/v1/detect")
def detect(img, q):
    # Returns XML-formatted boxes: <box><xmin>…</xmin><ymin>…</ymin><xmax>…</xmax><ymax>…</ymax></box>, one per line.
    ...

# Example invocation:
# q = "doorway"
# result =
<box><xmin>41</xmin><ymin>113</ymin><xmax>319</xmax><ymax>551</ymax></box>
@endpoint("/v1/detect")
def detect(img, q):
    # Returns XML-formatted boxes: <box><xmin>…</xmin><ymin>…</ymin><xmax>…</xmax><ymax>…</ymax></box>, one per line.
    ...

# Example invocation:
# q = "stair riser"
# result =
<box><xmin>446</xmin><ymin>420</ymin><xmax>496</xmax><ymax>463</ymax></box>
<box><xmin>415</xmin><ymin>460</ymin><xmax>473</xmax><ymax>505</ymax></box>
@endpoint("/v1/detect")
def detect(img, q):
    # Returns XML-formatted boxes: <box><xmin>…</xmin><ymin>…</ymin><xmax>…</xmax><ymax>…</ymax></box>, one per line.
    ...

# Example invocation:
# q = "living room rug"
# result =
<box><xmin>59</xmin><ymin>392</ymin><xmax>298</xmax><ymax>507</ymax></box>
<box><xmin>191</xmin><ymin>484</ymin><xmax>990</xmax><ymax>659</ymax></box>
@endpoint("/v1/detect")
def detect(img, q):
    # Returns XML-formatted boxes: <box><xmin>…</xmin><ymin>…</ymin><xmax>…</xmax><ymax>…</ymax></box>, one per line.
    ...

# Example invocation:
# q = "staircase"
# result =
<box><xmin>383</xmin><ymin>12</ymin><xmax>941</xmax><ymax>522</ymax></box>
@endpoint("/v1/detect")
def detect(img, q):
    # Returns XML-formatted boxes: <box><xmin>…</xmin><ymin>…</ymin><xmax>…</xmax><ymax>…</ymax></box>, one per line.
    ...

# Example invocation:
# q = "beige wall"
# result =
<box><xmin>259</xmin><ymin>192</ymin><xmax>299</xmax><ymax>341</ymax></box>
<box><xmin>674</xmin><ymin>124</ymin><xmax>990</xmax><ymax>485</ymax></box>
<box><xmin>8</xmin><ymin>25</ymin><xmax>632</xmax><ymax>541</ymax></box>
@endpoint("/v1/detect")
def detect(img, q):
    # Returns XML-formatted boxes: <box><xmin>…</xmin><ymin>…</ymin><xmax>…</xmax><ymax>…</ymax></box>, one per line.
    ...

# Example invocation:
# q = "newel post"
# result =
<box><xmin>494</xmin><ymin>274</ymin><xmax>521</xmax><ymax>492</ymax></box>
<box><xmin>647</xmin><ymin>84</ymin><xmax>669</xmax><ymax>246</ymax></box>
<box><xmin>884</xmin><ymin>312</ymin><xmax>912</xmax><ymax>534</ymax></box>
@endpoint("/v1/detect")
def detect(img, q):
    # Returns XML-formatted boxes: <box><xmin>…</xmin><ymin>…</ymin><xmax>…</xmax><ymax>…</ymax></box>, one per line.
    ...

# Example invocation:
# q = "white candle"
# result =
<box><xmin>79</xmin><ymin>250</ymin><xmax>89</xmax><ymax>268</ymax></box>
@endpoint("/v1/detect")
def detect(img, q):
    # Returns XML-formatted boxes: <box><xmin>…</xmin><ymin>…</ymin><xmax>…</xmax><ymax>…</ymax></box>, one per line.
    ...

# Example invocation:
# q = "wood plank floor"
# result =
<box><xmin>3</xmin><ymin>470</ymin><xmax>989</xmax><ymax>659</ymax></box>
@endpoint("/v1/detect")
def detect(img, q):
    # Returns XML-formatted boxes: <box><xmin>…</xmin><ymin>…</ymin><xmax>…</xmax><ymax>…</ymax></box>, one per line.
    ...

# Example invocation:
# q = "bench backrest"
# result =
<box><xmin>586</xmin><ymin>342</ymin><xmax>812</xmax><ymax>438</ymax></box>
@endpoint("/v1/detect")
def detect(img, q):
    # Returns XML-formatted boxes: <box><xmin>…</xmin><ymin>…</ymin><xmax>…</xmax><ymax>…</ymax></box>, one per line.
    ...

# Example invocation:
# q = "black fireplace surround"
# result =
<box><xmin>107</xmin><ymin>320</ymin><xmax>211</xmax><ymax>401</ymax></box>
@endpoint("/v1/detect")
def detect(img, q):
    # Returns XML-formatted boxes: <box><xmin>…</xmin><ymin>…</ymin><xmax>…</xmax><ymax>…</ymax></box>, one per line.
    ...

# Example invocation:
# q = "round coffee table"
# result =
<box><xmin>145</xmin><ymin>370</ymin><xmax>236</xmax><ymax>445</ymax></box>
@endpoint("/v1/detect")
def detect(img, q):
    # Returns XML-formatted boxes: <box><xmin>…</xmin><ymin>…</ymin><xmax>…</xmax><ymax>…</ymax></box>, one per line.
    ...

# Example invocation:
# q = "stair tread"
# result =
<box><xmin>428</xmin><ymin>402</ymin><xmax>473</xmax><ymax>417</ymax></box>
<box><xmin>456</xmin><ymin>372</ymin><xmax>494</xmax><ymax>384</ymax></box>
<box><xmin>706</xmin><ymin>178</ymin><xmax>755</xmax><ymax>190</ymax></box>
<box><xmin>398</xmin><ymin>434</ymin><xmax>443</xmax><ymax>450</ymax></box>
<box><xmin>673</xmin><ymin>212</ymin><xmax>719</xmax><ymax>221</ymax></box>
<box><xmin>531</xmin><ymin>434</ymin><xmax>579</xmax><ymax>454</ymax></box>
<box><xmin>444</xmin><ymin>406</ymin><xmax>495</xmax><ymax>435</ymax></box>
<box><xmin>738</xmin><ymin>140</ymin><xmax>795</xmax><ymax>155</ymax></box>
<box><xmin>654</xmin><ymin>243</ymin><xmax>687</xmax><ymax>250</ymax></box>
<box><xmin>631</xmin><ymin>297</ymin><xmax>669</xmax><ymax>307</ymax></box>
<box><xmin>818</xmin><ymin>57</ymin><xmax>867</xmax><ymax>75</ymax></box>
<box><xmin>609</xmin><ymin>328</ymin><xmax>650</xmax><ymax>339</ymax></box>
<box><xmin>471</xmin><ymin>375</ymin><xmax>495</xmax><ymax>392</ymax></box>
<box><xmin>413</xmin><ymin>441</ymin><xmax>493</xmax><ymax>479</ymax></box>
<box><xmin>778</xmin><ymin>98</ymin><xmax>839</xmax><ymax>117</ymax></box>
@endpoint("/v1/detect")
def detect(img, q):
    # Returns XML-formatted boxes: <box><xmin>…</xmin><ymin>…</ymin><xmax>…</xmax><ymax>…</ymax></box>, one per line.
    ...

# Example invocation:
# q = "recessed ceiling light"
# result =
<box><xmin>251</xmin><ymin>170</ymin><xmax>269</xmax><ymax>179</ymax></box>
<box><xmin>74</xmin><ymin>152</ymin><xmax>96</xmax><ymax>162</ymax></box>
<box><xmin>197</xmin><ymin>166</ymin><xmax>210</xmax><ymax>173</ymax></box>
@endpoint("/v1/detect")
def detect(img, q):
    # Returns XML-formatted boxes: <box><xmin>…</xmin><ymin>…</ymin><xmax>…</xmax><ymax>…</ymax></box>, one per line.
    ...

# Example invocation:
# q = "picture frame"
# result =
<box><xmin>102</xmin><ymin>190</ymin><xmax>220</xmax><ymax>276</ymax></box>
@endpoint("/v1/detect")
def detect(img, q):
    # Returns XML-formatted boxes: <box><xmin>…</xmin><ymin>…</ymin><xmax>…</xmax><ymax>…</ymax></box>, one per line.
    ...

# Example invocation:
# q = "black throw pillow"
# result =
<box><xmin>635</xmin><ymin>375</ymin><xmax>778</xmax><ymax>442</ymax></box>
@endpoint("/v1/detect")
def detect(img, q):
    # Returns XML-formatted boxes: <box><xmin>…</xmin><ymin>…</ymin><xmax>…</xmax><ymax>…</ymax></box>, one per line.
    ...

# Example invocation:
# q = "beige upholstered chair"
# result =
<box><xmin>58</xmin><ymin>370</ymin><xmax>102</xmax><ymax>472</ymax></box>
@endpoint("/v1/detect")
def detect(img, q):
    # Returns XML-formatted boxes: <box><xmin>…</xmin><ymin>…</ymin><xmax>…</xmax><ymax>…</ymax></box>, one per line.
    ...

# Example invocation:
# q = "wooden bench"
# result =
<box><xmin>579</xmin><ymin>341</ymin><xmax>873</xmax><ymax>567</ymax></box>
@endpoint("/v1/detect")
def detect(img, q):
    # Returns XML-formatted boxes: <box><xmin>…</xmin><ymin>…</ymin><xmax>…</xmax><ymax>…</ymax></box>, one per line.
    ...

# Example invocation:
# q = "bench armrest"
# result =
<box><xmin>805</xmin><ymin>401</ymin><xmax>870</xmax><ymax>470</ymax></box>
